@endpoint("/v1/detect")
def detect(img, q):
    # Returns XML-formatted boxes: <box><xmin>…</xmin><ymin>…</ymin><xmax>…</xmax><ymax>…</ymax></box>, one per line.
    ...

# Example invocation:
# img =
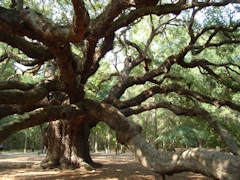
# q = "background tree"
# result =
<box><xmin>0</xmin><ymin>0</ymin><xmax>240</xmax><ymax>179</ymax></box>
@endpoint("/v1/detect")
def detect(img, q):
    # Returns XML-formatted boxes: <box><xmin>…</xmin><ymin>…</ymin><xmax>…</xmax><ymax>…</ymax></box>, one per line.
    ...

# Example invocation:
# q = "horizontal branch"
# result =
<box><xmin>0</xmin><ymin>78</ymin><xmax>62</xmax><ymax>104</ymax></box>
<box><xmin>169</xmin><ymin>83</ymin><xmax>240</xmax><ymax>111</ymax></box>
<box><xmin>194</xmin><ymin>23</ymin><xmax>240</xmax><ymax>46</ymax></box>
<box><xmin>0</xmin><ymin>6</ymin><xmax>88</xmax><ymax>43</ymax></box>
<box><xmin>0</xmin><ymin>81</ymin><xmax>34</xmax><ymax>90</ymax></box>
<box><xmin>20</xmin><ymin>9</ymin><xmax>73</xmax><ymax>42</ymax></box>
<box><xmin>119</xmin><ymin>83</ymin><xmax>240</xmax><ymax>112</ymax></box>
<box><xmin>0</xmin><ymin>7</ymin><xmax>36</xmax><ymax>38</ymax></box>
<box><xmin>0</xmin><ymin>32</ymin><xmax>54</xmax><ymax>62</ymax></box>
<box><xmin>110</xmin><ymin>0</ymin><xmax>240</xmax><ymax>36</ymax></box>
<box><xmin>121</xmin><ymin>101</ymin><xmax>198</xmax><ymax>117</ymax></box>
<box><xmin>0</xmin><ymin>104</ymin><xmax>85</xmax><ymax>142</ymax></box>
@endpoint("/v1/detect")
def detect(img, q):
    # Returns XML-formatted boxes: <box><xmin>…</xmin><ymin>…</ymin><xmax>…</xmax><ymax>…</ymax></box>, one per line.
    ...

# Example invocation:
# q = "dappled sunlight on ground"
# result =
<box><xmin>0</xmin><ymin>151</ymin><xmax>213</xmax><ymax>180</ymax></box>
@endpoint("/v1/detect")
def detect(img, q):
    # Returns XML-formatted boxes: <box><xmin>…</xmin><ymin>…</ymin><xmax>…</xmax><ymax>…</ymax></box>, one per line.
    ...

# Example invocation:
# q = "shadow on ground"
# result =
<box><xmin>0</xmin><ymin>152</ymin><xmax>212</xmax><ymax>180</ymax></box>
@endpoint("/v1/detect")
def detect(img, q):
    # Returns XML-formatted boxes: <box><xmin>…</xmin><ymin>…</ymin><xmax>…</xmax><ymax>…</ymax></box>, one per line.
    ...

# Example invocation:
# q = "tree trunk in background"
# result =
<box><xmin>39</xmin><ymin>124</ymin><xmax>44</xmax><ymax>154</ymax></box>
<box><xmin>105</xmin><ymin>129</ymin><xmax>110</xmax><ymax>153</ymax></box>
<box><xmin>24</xmin><ymin>129</ymin><xmax>28</xmax><ymax>153</ymax></box>
<box><xmin>153</xmin><ymin>110</ymin><xmax>158</xmax><ymax>150</ymax></box>
<box><xmin>94</xmin><ymin>132</ymin><xmax>98</xmax><ymax>152</ymax></box>
<box><xmin>198</xmin><ymin>138</ymin><xmax>204</xmax><ymax>148</ymax></box>
<box><xmin>142</xmin><ymin>112</ymin><xmax>150</xmax><ymax>140</ymax></box>
<box><xmin>41</xmin><ymin>117</ymin><xmax>101</xmax><ymax>169</ymax></box>
<box><xmin>4</xmin><ymin>138</ymin><xmax>10</xmax><ymax>151</ymax></box>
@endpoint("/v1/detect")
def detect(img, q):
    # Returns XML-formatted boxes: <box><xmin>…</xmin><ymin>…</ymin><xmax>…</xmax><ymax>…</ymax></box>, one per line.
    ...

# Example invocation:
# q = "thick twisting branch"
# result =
<box><xmin>0</xmin><ymin>32</ymin><xmax>54</xmax><ymax>62</ymax></box>
<box><xmin>0</xmin><ymin>78</ymin><xmax>62</xmax><ymax>104</ymax></box>
<box><xmin>0</xmin><ymin>103</ymin><xmax>85</xmax><ymax>142</ymax></box>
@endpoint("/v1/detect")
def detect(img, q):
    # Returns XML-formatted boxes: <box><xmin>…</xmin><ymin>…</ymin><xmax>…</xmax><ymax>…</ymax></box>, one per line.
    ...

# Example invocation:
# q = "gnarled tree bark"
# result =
<box><xmin>42</xmin><ymin>118</ymin><xmax>101</xmax><ymax>169</ymax></box>
<box><xmin>0</xmin><ymin>1</ymin><xmax>240</xmax><ymax>179</ymax></box>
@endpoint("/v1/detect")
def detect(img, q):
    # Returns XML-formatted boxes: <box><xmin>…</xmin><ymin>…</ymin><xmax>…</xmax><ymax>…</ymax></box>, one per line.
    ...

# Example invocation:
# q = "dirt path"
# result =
<box><xmin>0</xmin><ymin>152</ymin><xmax>212</xmax><ymax>180</ymax></box>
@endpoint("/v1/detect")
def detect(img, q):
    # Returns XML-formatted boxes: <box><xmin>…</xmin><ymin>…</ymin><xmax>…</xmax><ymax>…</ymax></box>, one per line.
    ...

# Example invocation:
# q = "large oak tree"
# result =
<box><xmin>0</xmin><ymin>0</ymin><xmax>240</xmax><ymax>179</ymax></box>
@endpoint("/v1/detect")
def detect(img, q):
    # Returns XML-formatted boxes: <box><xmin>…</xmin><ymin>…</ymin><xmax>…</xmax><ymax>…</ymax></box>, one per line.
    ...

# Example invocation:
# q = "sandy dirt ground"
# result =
<box><xmin>0</xmin><ymin>152</ymin><xmax>213</xmax><ymax>180</ymax></box>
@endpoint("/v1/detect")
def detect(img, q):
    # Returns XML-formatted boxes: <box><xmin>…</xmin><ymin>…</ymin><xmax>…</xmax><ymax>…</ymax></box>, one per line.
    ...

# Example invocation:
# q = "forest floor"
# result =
<box><xmin>0</xmin><ymin>151</ymin><xmax>213</xmax><ymax>180</ymax></box>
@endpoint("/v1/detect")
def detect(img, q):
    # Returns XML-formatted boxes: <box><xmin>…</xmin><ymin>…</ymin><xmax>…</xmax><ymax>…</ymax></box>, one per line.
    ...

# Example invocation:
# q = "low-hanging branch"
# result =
<box><xmin>0</xmin><ymin>103</ymin><xmax>85</xmax><ymax>142</ymax></box>
<box><xmin>0</xmin><ymin>101</ymin><xmax>49</xmax><ymax>119</ymax></box>
<box><xmin>83</xmin><ymin>99</ymin><xmax>240</xmax><ymax>179</ymax></box>
<box><xmin>121</xmin><ymin>101</ymin><xmax>240</xmax><ymax>156</ymax></box>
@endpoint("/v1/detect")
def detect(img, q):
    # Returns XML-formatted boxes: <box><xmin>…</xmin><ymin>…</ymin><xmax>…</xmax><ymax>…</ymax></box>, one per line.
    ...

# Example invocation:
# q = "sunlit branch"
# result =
<box><xmin>20</xmin><ymin>8</ymin><xmax>74</xmax><ymax>42</ymax></box>
<box><xmin>71</xmin><ymin>0</ymin><xmax>90</xmax><ymax>41</ymax></box>
<box><xmin>7</xmin><ymin>52</ymin><xmax>42</xmax><ymax>67</ymax></box>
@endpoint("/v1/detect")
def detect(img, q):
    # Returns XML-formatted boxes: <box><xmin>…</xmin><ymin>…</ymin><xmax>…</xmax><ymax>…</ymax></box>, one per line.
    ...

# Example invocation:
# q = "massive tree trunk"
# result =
<box><xmin>0</xmin><ymin>98</ymin><xmax>240</xmax><ymax>179</ymax></box>
<box><xmin>0</xmin><ymin>1</ymin><xmax>240</xmax><ymax>179</ymax></box>
<box><xmin>42</xmin><ymin>117</ymin><xmax>102</xmax><ymax>169</ymax></box>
